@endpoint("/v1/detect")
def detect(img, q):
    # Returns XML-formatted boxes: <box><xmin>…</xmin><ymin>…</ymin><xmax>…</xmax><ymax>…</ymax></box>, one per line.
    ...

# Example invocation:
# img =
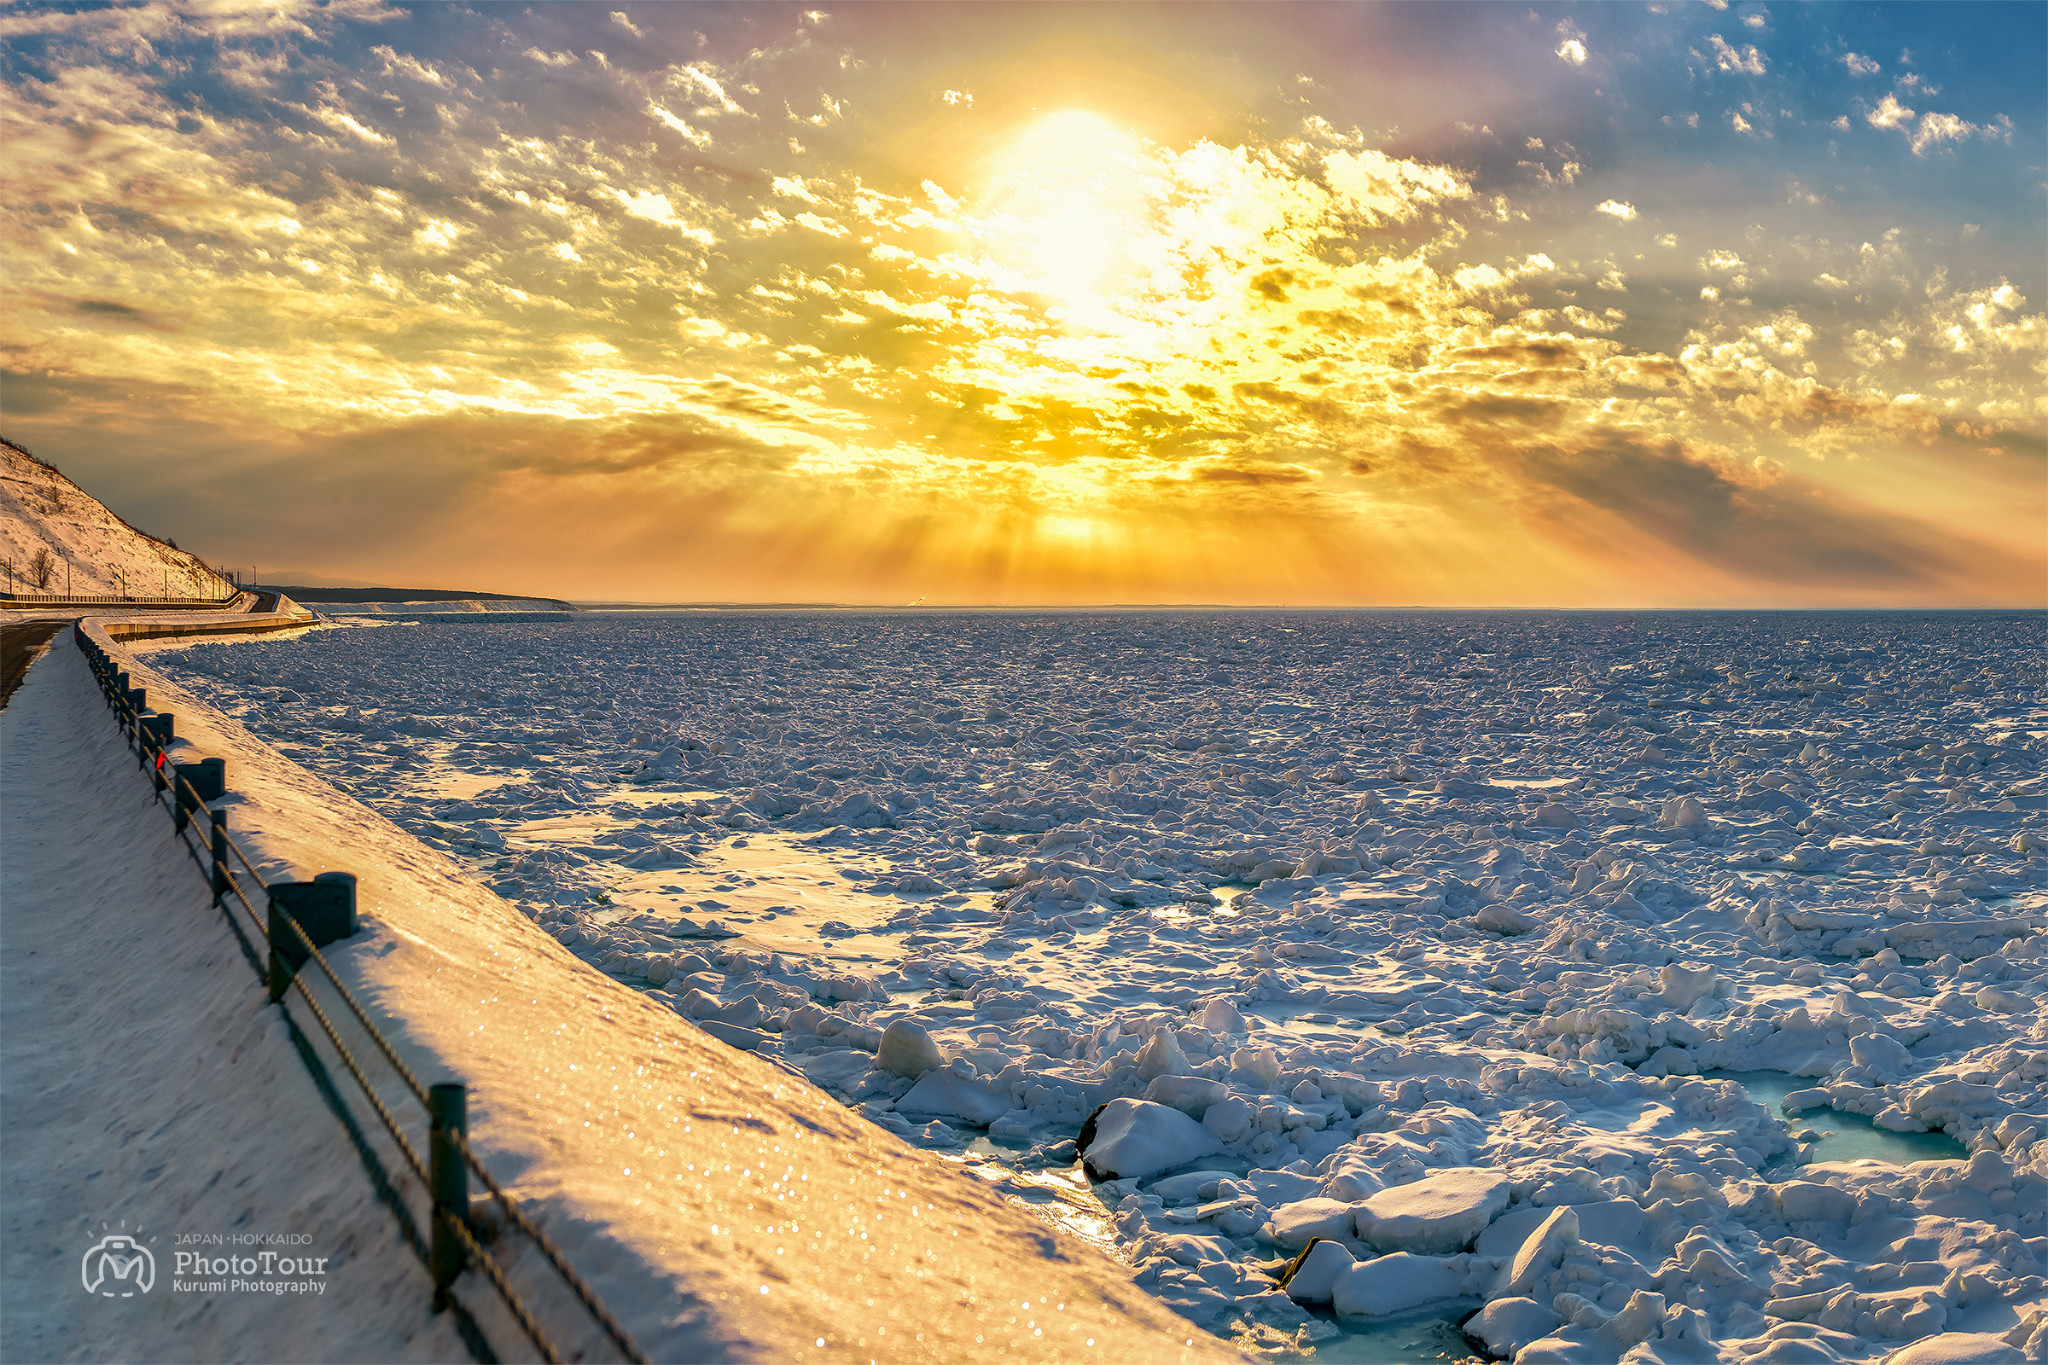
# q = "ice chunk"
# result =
<box><xmin>1329</xmin><ymin>1253</ymin><xmax>1461</xmax><ymax>1318</ymax></box>
<box><xmin>1466</xmin><ymin>1297</ymin><xmax>1562</xmax><ymax>1359</ymax></box>
<box><xmin>1659</xmin><ymin>794</ymin><xmax>1708</xmax><ymax>828</ymax></box>
<box><xmin>1849</xmin><ymin>1030</ymin><xmax>1912</xmax><ymax>1077</ymax></box>
<box><xmin>1355</xmin><ymin>1167</ymin><xmax>1510</xmax><ymax>1254</ymax></box>
<box><xmin>1266</xmin><ymin>1197</ymin><xmax>1362</xmax><ymax>1250</ymax></box>
<box><xmin>1883</xmin><ymin>1334</ymin><xmax>2025</xmax><ymax>1364</ymax></box>
<box><xmin>1659</xmin><ymin>963</ymin><xmax>1720</xmax><ymax>1010</ymax></box>
<box><xmin>1476</xmin><ymin>1199</ymin><xmax>1641</xmax><ymax>1258</ymax></box>
<box><xmin>1474</xmin><ymin>901</ymin><xmax>1538</xmax><ymax>936</ymax></box>
<box><xmin>1597</xmin><ymin>1289</ymin><xmax>1666</xmax><ymax>1351</ymax></box>
<box><xmin>1080</xmin><ymin>1098</ymin><xmax>1224</xmax><ymax>1180</ymax></box>
<box><xmin>1202</xmin><ymin>1096</ymin><xmax>1253</xmax><ymax>1144</ymax></box>
<box><xmin>898</xmin><ymin>1067</ymin><xmax>1010</xmax><ymax>1126</ymax></box>
<box><xmin>1279</xmin><ymin>1239</ymin><xmax>1355</xmax><ymax>1303</ymax></box>
<box><xmin>1230</xmin><ymin>1045</ymin><xmax>1282</xmax><ymax>1089</ymax></box>
<box><xmin>1149</xmin><ymin>1169</ymin><xmax>1235</xmax><ymax>1204</ymax></box>
<box><xmin>1134</xmin><ymin>1027</ymin><xmax>1193</xmax><ymax>1080</ymax></box>
<box><xmin>1776</xmin><ymin>1180</ymin><xmax>1855</xmax><ymax>1225</ymax></box>
<box><xmin>1495</xmin><ymin>1204</ymin><xmax>1578</xmax><ymax>1297</ymax></box>
<box><xmin>1144</xmin><ymin>1074</ymin><xmax>1227</xmax><ymax>1119</ymax></box>
<box><xmin>1197</xmin><ymin>998</ymin><xmax>1247</xmax><ymax>1034</ymax></box>
<box><xmin>875</xmin><ymin>1020</ymin><xmax>945</xmax><ymax>1078</ymax></box>
<box><xmin>697</xmin><ymin>1019</ymin><xmax>766</xmax><ymax>1051</ymax></box>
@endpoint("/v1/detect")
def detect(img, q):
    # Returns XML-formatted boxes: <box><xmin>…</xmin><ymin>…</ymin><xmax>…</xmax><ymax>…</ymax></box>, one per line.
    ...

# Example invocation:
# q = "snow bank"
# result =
<box><xmin>1</xmin><ymin>640</ymin><xmax>483</xmax><ymax>1363</ymax></box>
<box><xmin>12</xmin><ymin>628</ymin><xmax>1233</xmax><ymax>1364</ymax></box>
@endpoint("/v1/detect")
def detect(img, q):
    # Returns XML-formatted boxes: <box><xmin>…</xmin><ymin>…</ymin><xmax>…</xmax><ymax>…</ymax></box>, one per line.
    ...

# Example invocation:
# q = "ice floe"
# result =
<box><xmin>145</xmin><ymin>608</ymin><xmax>2048</xmax><ymax>1362</ymax></box>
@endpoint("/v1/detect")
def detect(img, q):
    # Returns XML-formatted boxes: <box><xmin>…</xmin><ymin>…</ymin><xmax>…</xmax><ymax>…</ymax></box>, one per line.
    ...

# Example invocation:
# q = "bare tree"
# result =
<box><xmin>28</xmin><ymin>547</ymin><xmax>55</xmax><ymax>591</ymax></box>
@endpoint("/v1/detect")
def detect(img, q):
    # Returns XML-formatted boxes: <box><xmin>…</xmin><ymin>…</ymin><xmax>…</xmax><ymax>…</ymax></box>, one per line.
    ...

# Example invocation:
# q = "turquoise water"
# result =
<box><xmin>1709</xmin><ymin>1070</ymin><xmax>1968</xmax><ymax>1165</ymax></box>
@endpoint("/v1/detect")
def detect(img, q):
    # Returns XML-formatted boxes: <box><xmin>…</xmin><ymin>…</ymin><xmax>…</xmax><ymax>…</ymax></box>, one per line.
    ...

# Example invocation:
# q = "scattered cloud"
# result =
<box><xmin>0</xmin><ymin>2</ymin><xmax>2034</xmax><ymax>605</ymax></box>
<box><xmin>1707</xmin><ymin>35</ymin><xmax>1767</xmax><ymax>75</ymax></box>
<box><xmin>1844</xmin><ymin>52</ymin><xmax>1880</xmax><ymax>77</ymax></box>
<box><xmin>1867</xmin><ymin>93</ymin><xmax>1916</xmax><ymax>129</ymax></box>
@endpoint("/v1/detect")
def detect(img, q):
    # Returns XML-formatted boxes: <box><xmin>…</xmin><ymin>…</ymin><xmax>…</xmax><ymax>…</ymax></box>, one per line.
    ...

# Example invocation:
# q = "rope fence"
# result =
<box><xmin>73</xmin><ymin>623</ymin><xmax>647</xmax><ymax>1365</ymax></box>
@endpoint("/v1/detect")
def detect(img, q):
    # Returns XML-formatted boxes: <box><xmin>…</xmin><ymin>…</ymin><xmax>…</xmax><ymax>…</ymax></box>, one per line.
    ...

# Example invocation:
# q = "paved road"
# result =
<box><xmin>0</xmin><ymin>619</ymin><xmax>67</xmax><ymax>710</ymax></box>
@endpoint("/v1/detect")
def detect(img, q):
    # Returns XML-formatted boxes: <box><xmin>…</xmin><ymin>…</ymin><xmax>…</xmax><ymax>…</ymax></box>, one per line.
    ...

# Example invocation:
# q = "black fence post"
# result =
<box><xmin>173</xmin><ymin>757</ymin><xmax>225</xmax><ymax>833</ymax></box>
<box><xmin>265</xmin><ymin>872</ymin><xmax>358</xmax><ymax>1002</ymax></box>
<box><xmin>139</xmin><ymin>714</ymin><xmax>174</xmax><ymax>788</ymax></box>
<box><xmin>429</xmin><ymin>1081</ymin><xmax>470</xmax><ymax>1307</ymax></box>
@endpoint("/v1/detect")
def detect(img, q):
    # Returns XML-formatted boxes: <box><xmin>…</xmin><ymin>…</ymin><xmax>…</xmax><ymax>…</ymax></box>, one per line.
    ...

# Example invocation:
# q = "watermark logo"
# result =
<box><xmin>82</xmin><ymin>1233</ymin><xmax>155</xmax><ymax>1297</ymax></box>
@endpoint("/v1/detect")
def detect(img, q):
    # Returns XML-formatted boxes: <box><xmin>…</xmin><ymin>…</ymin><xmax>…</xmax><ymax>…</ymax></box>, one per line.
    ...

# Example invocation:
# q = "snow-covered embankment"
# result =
<box><xmin>0</xmin><ymin>624</ymin><xmax>1236</xmax><ymax>1364</ymax></box>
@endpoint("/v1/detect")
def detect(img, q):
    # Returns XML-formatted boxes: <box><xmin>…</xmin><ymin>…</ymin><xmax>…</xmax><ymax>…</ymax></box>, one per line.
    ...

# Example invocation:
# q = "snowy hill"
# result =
<box><xmin>0</xmin><ymin>439</ymin><xmax>230</xmax><ymax>599</ymax></box>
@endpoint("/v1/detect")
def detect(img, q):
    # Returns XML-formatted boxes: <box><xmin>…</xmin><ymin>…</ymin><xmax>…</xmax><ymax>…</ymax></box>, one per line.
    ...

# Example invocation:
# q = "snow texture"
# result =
<box><xmin>138</xmin><ymin>607</ymin><xmax>2048</xmax><ymax>1362</ymax></box>
<box><xmin>10</xmin><ymin>629</ymin><xmax>1234</xmax><ymax>1364</ymax></box>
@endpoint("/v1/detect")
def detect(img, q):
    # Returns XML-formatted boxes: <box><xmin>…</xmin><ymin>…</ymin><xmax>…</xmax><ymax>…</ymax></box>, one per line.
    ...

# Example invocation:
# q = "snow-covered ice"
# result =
<box><xmin>143</xmin><ymin>607</ymin><xmax>2048</xmax><ymax>1361</ymax></box>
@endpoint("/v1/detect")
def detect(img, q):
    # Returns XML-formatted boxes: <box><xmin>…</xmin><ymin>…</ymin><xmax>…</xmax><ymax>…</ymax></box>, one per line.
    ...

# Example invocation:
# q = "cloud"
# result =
<box><xmin>1507</xmin><ymin>430</ymin><xmax>1969</xmax><ymax>586</ymax></box>
<box><xmin>1866</xmin><ymin>93</ymin><xmax>1915</xmax><ymax>129</ymax></box>
<box><xmin>1864</xmin><ymin>93</ymin><xmax>2014</xmax><ymax>155</ymax></box>
<box><xmin>1555</xmin><ymin>38</ymin><xmax>1588</xmax><ymax>65</ymax></box>
<box><xmin>1706</xmin><ymin>35</ymin><xmax>1766</xmax><ymax>75</ymax></box>
<box><xmin>1843</xmin><ymin>52</ymin><xmax>1880</xmax><ymax>76</ymax></box>
<box><xmin>1907</xmin><ymin>110</ymin><xmax>2013</xmax><ymax>156</ymax></box>
<box><xmin>0</xmin><ymin>2</ymin><xmax>2036</xmax><ymax>605</ymax></box>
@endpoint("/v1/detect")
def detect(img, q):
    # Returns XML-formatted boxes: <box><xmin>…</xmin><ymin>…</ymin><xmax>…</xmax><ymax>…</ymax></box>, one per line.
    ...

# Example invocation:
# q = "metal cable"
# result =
<box><xmin>448</xmin><ymin>1130</ymin><xmax>649</xmax><ymax>1365</ymax></box>
<box><xmin>442</xmin><ymin>1212</ymin><xmax>564</xmax><ymax>1365</ymax></box>
<box><xmin>264</xmin><ymin>880</ymin><xmax>432</xmax><ymax>1109</ymax></box>
<box><xmin>281</xmin><ymin>973</ymin><xmax>431</xmax><ymax>1188</ymax></box>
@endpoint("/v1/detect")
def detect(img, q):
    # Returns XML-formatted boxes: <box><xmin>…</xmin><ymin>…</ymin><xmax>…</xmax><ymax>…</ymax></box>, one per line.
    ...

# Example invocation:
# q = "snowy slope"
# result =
<box><xmin>0</xmin><ymin>439</ymin><xmax>230</xmax><ymax>598</ymax></box>
<box><xmin>13</xmin><ymin>628</ymin><xmax>1237</xmax><ymax>1364</ymax></box>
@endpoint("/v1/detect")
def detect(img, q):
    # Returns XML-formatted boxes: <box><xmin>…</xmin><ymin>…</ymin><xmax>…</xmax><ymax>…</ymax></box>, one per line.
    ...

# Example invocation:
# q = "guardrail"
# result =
<box><xmin>73</xmin><ymin>623</ymin><xmax>646</xmax><ymax>1365</ymax></box>
<box><xmin>2</xmin><ymin>593</ymin><xmax>242</xmax><ymax>607</ymax></box>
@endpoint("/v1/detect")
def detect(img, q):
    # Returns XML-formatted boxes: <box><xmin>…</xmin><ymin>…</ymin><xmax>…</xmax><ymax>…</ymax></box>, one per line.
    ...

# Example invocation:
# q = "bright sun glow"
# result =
<box><xmin>1033</xmin><ymin>194</ymin><xmax>1117</xmax><ymax>297</ymax></box>
<box><xmin>992</xmin><ymin>110</ymin><xmax>1137</xmax><ymax>301</ymax></box>
<box><xmin>1038</xmin><ymin>515</ymin><xmax>1103</xmax><ymax>541</ymax></box>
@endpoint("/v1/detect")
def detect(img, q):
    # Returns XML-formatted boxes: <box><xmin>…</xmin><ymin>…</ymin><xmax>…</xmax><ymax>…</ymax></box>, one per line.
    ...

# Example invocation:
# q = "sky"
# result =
<box><xmin>1</xmin><ymin>0</ymin><xmax>2042</xmax><ymax>606</ymax></box>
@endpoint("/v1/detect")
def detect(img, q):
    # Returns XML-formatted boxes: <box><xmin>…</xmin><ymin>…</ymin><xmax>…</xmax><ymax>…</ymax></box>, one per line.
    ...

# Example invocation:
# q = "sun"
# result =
<box><xmin>988</xmin><ymin>109</ymin><xmax>1139</xmax><ymax>302</ymax></box>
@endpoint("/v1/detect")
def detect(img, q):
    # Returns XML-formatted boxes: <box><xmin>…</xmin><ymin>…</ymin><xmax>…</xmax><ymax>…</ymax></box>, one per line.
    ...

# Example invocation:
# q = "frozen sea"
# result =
<box><xmin>150</xmin><ymin>609</ymin><xmax>2048</xmax><ymax>1363</ymax></box>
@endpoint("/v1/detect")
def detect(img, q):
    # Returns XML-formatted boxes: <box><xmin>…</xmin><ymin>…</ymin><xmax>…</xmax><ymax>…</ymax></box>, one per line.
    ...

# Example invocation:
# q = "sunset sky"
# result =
<box><xmin>2</xmin><ymin>1</ymin><xmax>2042</xmax><ymax>605</ymax></box>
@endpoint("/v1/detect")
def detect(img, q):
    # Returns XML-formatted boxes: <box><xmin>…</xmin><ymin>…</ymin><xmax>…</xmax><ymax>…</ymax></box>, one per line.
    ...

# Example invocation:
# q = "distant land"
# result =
<box><xmin>266</xmin><ymin>585</ymin><xmax>567</xmax><ymax>604</ymax></box>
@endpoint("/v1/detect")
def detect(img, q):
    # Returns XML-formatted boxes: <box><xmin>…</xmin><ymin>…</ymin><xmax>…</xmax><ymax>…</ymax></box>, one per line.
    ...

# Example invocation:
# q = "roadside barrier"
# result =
<box><xmin>2</xmin><ymin>592</ymin><xmax>241</xmax><ymax>607</ymax></box>
<box><xmin>72</xmin><ymin>624</ymin><xmax>646</xmax><ymax>1365</ymax></box>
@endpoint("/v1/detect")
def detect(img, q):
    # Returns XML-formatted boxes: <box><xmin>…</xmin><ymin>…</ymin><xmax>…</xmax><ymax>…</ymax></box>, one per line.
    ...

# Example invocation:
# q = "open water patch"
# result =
<box><xmin>1708</xmin><ymin>1070</ymin><xmax>1969</xmax><ymax>1166</ymax></box>
<box><xmin>1286</xmin><ymin>1303</ymin><xmax>1482</xmax><ymax>1365</ymax></box>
